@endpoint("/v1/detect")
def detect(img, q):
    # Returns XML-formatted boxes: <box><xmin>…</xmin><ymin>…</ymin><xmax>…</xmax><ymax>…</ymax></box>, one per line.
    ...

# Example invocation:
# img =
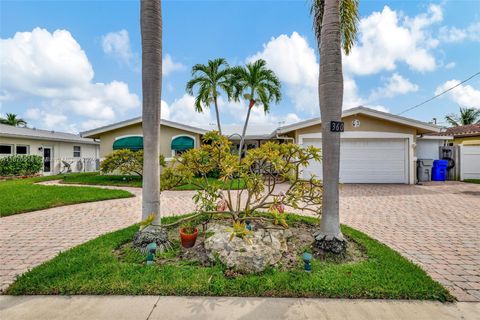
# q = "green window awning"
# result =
<box><xmin>113</xmin><ymin>136</ymin><xmax>143</xmax><ymax>151</ymax></box>
<box><xmin>171</xmin><ymin>136</ymin><xmax>194</xmax><ymax>151</ymax></box>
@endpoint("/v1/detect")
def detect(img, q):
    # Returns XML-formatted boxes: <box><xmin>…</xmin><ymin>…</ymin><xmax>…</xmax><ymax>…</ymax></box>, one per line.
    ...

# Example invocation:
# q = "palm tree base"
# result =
<box><xmin>133</xmin><ymin>225</ymin><xmax>173</xmax><ymax>253</ymax></box>
<box><xmin>313</xmin><ymin>233</ymin><xmax>347</xmax><ymax>254</ymax></box>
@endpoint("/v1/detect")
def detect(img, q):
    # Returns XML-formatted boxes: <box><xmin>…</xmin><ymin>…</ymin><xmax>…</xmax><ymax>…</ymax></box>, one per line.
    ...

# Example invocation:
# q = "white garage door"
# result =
<box><xmin>460</xmin><ymin>145</ymin><xmax>480</xmax><ymax>180</ymax></box>
<box><xmin>302</xmin><ymin>138</ymin><xmax>408</xmax><ymax>183</ymax></box>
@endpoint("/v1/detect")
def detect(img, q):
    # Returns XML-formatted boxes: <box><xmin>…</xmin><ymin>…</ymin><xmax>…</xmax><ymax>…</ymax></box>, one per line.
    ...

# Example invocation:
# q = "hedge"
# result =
<box><xmin>0</xmin><ymin>155</ymin><xmax>43</xmax><ymax>176</ymax></box>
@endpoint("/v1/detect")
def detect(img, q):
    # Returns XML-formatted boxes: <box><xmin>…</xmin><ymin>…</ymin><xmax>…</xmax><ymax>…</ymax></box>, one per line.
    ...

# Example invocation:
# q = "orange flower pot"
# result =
<box><xmin>179</xmin><ymin>228</ymin><xmax>198</xmax><ymax>248</ymax></box>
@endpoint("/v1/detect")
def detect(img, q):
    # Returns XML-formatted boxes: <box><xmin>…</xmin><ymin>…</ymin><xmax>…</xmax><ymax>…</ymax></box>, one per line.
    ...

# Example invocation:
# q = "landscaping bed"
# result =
<box><xmin>0</xmin><ymin>174</ymin><xmax>133</xmax><ymax>217</ymax></box>
<box><xmin>6</xmin><ymin>213</ymin><xmax>453</xmax><ymax>301</ymax></box>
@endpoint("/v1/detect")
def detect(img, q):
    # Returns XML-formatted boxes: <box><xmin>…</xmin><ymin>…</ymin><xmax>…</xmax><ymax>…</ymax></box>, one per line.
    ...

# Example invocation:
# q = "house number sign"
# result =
<box><xmin>330</xmin><ymin>121</ymin><xmax>344</xmax><ymax>132</ymax></box>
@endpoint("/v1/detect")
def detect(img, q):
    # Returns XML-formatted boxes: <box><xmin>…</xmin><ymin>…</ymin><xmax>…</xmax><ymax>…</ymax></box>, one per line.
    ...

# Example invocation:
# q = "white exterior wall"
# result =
<box><xmin>416</xmin><ymin>139</ymin><xmax>443</xmax><ymax>160</ymax></box>
<box><xmin>0</xmin><ymin>136</ymin><xmax>99</xmax><ymax>174</ymax></box>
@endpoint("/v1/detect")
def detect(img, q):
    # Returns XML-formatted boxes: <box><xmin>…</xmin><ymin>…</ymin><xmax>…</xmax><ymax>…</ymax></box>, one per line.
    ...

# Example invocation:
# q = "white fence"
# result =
<box><xmin>460</xmin><ymin>145</ymin><xmax>480</xmax><ymax>180</ymax></box>
<box><xmin>50</xmin><ymin>158</ymin><xmax>100</xmax><ymax>174</ymax></box>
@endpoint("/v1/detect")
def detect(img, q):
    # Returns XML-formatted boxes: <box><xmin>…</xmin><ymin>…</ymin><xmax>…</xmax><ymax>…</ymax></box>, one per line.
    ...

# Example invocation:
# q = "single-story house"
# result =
<box><xmin>432</xmin><ymin>124</ymin><xmax>480</xmax><ymax>146</ymax></box>
<box><xmin>0</xmin><ymin>124</ymin><xmax>99</xmax><ymax>175</ymax></box>
<box><xmin>81</xmin><ymin>118</ymin><xmax>207</xmax><ymax>160</ymax></box>
<box><xmin>81</xmin><ymin>107</ymin><xmax>450</xmax><ymax>184</ymax></box>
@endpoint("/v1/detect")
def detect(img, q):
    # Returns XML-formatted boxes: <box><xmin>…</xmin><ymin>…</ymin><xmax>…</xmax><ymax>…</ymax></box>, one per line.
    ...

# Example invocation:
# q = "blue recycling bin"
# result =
<box><xmin>432</xmin><ymin>160</ymin><xmax>448</xmax><ymax>181</ymax></box>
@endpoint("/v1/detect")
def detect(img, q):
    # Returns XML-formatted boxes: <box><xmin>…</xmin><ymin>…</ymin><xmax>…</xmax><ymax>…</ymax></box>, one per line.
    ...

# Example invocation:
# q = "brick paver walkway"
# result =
<box><xmin>1</xmin><ymin>181</ymin><xmax>479</xmax><ymax>301</ymax></box>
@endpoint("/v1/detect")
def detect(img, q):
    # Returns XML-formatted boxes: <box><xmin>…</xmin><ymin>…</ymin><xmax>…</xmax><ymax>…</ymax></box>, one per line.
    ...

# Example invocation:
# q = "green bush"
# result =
<box><xmin>0</xmin><ymin>155</ymin><xmax>43</xmax><ymax>176</ymax></box>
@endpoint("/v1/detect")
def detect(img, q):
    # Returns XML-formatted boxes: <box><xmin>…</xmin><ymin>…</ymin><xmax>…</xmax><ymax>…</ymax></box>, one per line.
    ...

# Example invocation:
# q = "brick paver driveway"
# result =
<box><xmin>1</xmin><ymin>181</ymin><xmax>479</xmax><ymax>302</ymax></box>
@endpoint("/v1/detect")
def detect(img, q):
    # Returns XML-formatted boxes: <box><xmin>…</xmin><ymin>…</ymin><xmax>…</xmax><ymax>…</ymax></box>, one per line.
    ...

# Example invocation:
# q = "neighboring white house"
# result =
<box><xmin>0</xmin><ymin>124</ymin><xmax>100</xmax><ymax>175</ymax></box>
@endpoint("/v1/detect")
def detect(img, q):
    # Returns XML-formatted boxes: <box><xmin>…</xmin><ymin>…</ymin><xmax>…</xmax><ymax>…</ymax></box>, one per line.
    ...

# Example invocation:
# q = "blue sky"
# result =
<box><xmin>1</xmin><ymin>0</ymin><xmax>479</xmax><ymax>133</ymax></box>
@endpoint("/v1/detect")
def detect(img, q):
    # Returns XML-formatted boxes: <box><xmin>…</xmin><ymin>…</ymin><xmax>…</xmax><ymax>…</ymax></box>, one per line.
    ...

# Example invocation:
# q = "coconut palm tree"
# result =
<box><xmin>445</xmin><ymin>107</ymin><xmax>480</xmax><ymax>126</ymax></box>
<box><xmin>231</xmin><ymin>59</ymin><xmax>281</xmax><ymax>158</ymax></box>
<box><xmin>186</xmin><ymin>58</ymin><xmax>234</xmax><ymax>134</ymax></box>
<box><xmin>140</xmin><ymin>0</ymin><xmax>162</xmax><ymax>223</ymax></box>
<box><xmin>0</xmin><ymin>113</ymin><xmax>27</xmax><ymax>127</ymax></box>
<box><xmin>311</xmin><ymin>0</ymin><xmax>359</xmax><ymax>254</ymax></box>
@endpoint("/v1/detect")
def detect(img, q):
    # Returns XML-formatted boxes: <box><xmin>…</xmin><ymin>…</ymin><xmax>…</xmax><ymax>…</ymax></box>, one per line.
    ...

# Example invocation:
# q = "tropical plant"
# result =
<box><xmin>186</xmin><ymin>58</ymin><xmax>234</xmax><ymax>134</ymax></box>
<box><xmin>140</xmin><ymin>0</ymin><xmax>162</xmax><ymax>223</ymax></box>
<box><xmin>0</xmin><ymin>155</ymin><xmax>42</xmax><ymax>176</ymax></box>
<box><xmin>230</xmin><ymin>59</ymin><xmax>282</xmax><ymax>158</ymax></box>
<box><xmin>161</xmin><ymin>131</ymin><xmax>323</xmax><ymax>233</ymax></box>
<box><xmin>0</xmin><ymin>113</ymin><xmax>27</xmax><ymax>127</ymax></box>
<box><xmin>311</xmin><ymin>0</ymin><xmax>359</xmax><ymax>254</ymax></box>
<box><xmin>445</xmin><ymin>107</ymin><xmax>480</xmax><ymax>126</ymax></box>
<box><xmin>100</xmin><ymin>149</ymin><xmax>165</xmax><ymax>177</ymax></box>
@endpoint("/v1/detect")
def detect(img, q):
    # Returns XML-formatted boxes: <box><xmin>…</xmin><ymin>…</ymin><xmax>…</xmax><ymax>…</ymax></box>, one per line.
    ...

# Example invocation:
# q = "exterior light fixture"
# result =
<box><xmin>302</xmin><ymin>252</ymin><xmax>312</xmax><ymax>272</ymax></box>
<box><xmin>146</xmin><ymin>242</ymin><xmax>157</xmax><ymax>265</ymax></box>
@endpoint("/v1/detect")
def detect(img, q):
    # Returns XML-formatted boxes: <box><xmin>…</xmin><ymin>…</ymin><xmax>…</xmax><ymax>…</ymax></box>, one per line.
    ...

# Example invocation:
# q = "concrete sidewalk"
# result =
<box><xmin>1</xmin><ymin>296</ymin><xmax>478</xmax><ymax>320</ymax></box>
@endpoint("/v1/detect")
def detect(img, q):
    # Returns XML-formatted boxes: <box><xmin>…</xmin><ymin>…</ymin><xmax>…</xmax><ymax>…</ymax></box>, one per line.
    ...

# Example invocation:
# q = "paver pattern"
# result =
<box><xmin>1</xmin><ymin>181</ymin><xmax>479</xmax><ymax>302</ymax></box>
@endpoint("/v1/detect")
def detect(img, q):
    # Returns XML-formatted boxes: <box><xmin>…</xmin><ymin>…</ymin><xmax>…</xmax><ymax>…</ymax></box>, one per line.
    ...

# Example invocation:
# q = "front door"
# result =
<box><xmin>43</xmin><ymin>147</ymin><xmax>52</xmax><ymax>173</ymax></box>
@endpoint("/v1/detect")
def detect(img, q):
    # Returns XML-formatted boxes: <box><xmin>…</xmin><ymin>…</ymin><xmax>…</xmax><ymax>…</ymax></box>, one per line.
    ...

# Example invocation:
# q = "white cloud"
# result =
<box><xmin>161</xmin><ymin>94</ymin><xmax>214</xmax><ymax>126</ymax></box>
<box><xmin>344</xmin><ymin>4</ymin><xmax>442</xmax><ymax>75</ymax></box>
<box><xmin>435</xmin><ymin>80</ymin><xmax>480</xmax><ymax>108</ymax></box>
<box><xmin>25</xmin><ymin>107</ymin><xmax>75</xmax><ymax>132</ymax></box>
<box><xmin>444</xmin><ymin>62</ymin><xmax>456</xmax><ymax>69</ymax></box>
<box><xmin>102</xmin><ymin>29</ymin><xmax>137</xmax><ymax>68</ymax></box>
<box><xmin>370</xmin><ymin>73</ymin><xmax>418</xmax><ymax>99</ymax></box>
<box><xmin>439</xmin><ymin>21</ymin><xmax>480</xmax><ymax>43</ymax></box>
<box><xmin>0</xmin><ymin>28</ymin><xmax>140</xmax><ymax>130</ymax></box>
<box><xmin>163</xmin><ymin>54</ymin><xmax>186</xmax><ymax>75</ymax></box>
<box><xmin>247</xmin><ymin>32</ymin><xmax>317</xmax><ymax>114</ymax></box>
<box><xmin>247</xmin><ymin>32</ymin><xmax>364</xmax><ymax>113</ymax></box>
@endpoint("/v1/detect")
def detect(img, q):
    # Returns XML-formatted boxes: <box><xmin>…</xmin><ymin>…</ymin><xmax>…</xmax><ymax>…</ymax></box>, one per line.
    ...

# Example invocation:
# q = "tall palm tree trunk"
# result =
<box><xmin>213</xmin><ymin>96</ymin><xmax>223</xmax><ymax>134</ymax></box>
<box><xmin>314</xmin><ymin>0</ymin><xmax>347</xmax><ymax>253</ymax></box>
<box><xmin>141</xmin><ymin>0</ymin><xmax>162</xmax><ymax>224</ymax></box>
<box><xmin>238</xmin><ymin>100</ymin><xmax>254</xmax><ymax>160</ymax></box>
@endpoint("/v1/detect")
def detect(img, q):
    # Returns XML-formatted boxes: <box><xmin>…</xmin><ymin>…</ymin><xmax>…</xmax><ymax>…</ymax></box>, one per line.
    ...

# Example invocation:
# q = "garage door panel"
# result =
<box><xmin>302</xmin><ymin>138</ymin><xmax>407</xmax><ymax>183</ymax></box>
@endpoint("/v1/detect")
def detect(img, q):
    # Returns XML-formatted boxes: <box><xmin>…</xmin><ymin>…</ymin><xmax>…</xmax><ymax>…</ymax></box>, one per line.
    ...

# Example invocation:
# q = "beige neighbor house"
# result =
<box><xmin>81</xmin><ymin>118</ymin><xmax>207</xmax><ymax>161</ymax></box>
<box><xmin>0</xmin><ymin>124</ymin><xmax>100</xmax><ymax>175</ymax></box>
<box><xmin>81</xmin><ymin>107</ymin><xmax>449</xmax><ymax>184</ymax></box>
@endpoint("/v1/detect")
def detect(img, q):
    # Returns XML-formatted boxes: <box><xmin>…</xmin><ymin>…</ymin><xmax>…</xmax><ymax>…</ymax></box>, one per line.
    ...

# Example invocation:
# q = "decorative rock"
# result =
<box><xmin>204</xmin><ymin>224</ymin><xmax>292</xmax><ymax>273</ymax></box>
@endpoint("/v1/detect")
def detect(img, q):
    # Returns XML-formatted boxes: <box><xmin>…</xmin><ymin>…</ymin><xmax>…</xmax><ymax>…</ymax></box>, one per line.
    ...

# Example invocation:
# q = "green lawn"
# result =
<box><xmin>0</xmin><ymin>174</ymin><xmax>133</xmax><ymax>217</ymax></box>
<box><xmin>6</xmin><ymin>213</ymin><xmax>453</xmax><ymax>301</ymax></box>
<box><xmin>62</xmin><ymin>172</ymin><xmax>245</xmax><ymax>190</ymax></box>
<box><xmin>464</xmin><ymin>179</ymin><xmax>480</xmax><ymax>184</ymax></box>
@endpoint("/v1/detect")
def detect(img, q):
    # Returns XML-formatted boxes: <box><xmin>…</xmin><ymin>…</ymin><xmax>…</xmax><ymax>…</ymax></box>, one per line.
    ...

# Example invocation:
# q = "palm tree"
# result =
<box><xmin>231</xmin><ymin>59</ymin><xmax>281</xmax><ymax>158</ymax></box>
<box><xmin>311</xmin><ymin>0</ymin><xmax>359</xmax><ymax>254</ymax></box>
<box><xmin>141</xmin><ymin>0</ymin><xmax>162</xmax><ymax>223</ymax></box>
<box><xmin>445</xmin><ymin>107</ymin><xmax>480</xmax><ymax>126</ymax></box>
<box><xmin>0</xmin><ymin>113</ymin><xmax>27</xmax><ymax>127</ymax></box>
<box><xmin>186</xmin><ymin>58</ymin><xmax>233</xmax><ymax>134</ymax></box>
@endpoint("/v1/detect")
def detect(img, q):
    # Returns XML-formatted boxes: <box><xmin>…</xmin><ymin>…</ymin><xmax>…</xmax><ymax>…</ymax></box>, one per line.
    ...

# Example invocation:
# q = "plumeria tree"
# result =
<box><xmin>161</xmin><ymin>131</ymin><xmax>323</xmax><ymax>233</ymax></box>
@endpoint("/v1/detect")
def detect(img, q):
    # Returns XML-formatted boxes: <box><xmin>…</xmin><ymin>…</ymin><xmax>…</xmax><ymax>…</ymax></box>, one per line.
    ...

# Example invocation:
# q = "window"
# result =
<box><xmin>73</xmin><ymin>146</ymin><xmax>81</xmax><ymax>157</ymax></box>
<box><xmin>171</xmin><ymin>136</ymin><xmax>195</xmax><ymax>157</ymax></box>
<box><xmin>0</xmin><ymin>145</ymin><xmax>12</xmax><ymax>155</ymax></box>
<box><xmin>16</xmin><ymin>145</ymin><xmax>29</xmax><ymax>155</ymax></box>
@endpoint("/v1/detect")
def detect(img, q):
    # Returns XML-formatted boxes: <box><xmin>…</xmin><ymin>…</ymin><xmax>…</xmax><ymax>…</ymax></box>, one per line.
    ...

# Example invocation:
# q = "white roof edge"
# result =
<box><xmin>277</xmin><ymin>106</ymin><xmax>441</xmax><ymax>134</ymax></box>
<box><xmin>81</xmin><ymin>117</ymin><xmax>207</xmax><ymax>137</ymax></box>
<box><xmin>0</xmin><ymin>132</ymin><xmax>99</xmax><ymax>144</ymax></box>
<box><xmin>417</xmin><ymin>135</ymin><xmax>454</xmax><ymax>140</ymax></box>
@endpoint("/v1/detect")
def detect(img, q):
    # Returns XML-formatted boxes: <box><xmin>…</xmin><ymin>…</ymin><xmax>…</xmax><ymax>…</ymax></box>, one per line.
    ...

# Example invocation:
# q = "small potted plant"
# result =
<box><xmin>179</xmin><ymin>223</ymin><xmax>198</xmax><ymax>248</ymax></box>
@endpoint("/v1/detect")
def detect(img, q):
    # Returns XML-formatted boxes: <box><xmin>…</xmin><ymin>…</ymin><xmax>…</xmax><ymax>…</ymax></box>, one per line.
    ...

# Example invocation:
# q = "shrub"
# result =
<box><xmin>161</xmin><ymin>131</ymin><xmax>323</xmax><ymax>231</ymax></box>
<box><xmin>0</xmin><ymin>155</ymin><xmax>43</xmax><ymax>176</ymax></box>
<box><xmin>100</xmin><ymin>149</ymin><xmax>166</xmax><ymax>177</ymax></box>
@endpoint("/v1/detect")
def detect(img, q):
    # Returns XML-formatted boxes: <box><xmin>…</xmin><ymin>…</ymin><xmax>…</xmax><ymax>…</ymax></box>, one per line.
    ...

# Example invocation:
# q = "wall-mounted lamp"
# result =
<box><xmin>38</xmin><ymin>147</ymin><xmax>43</xmax><ymax>151</ymax></box>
